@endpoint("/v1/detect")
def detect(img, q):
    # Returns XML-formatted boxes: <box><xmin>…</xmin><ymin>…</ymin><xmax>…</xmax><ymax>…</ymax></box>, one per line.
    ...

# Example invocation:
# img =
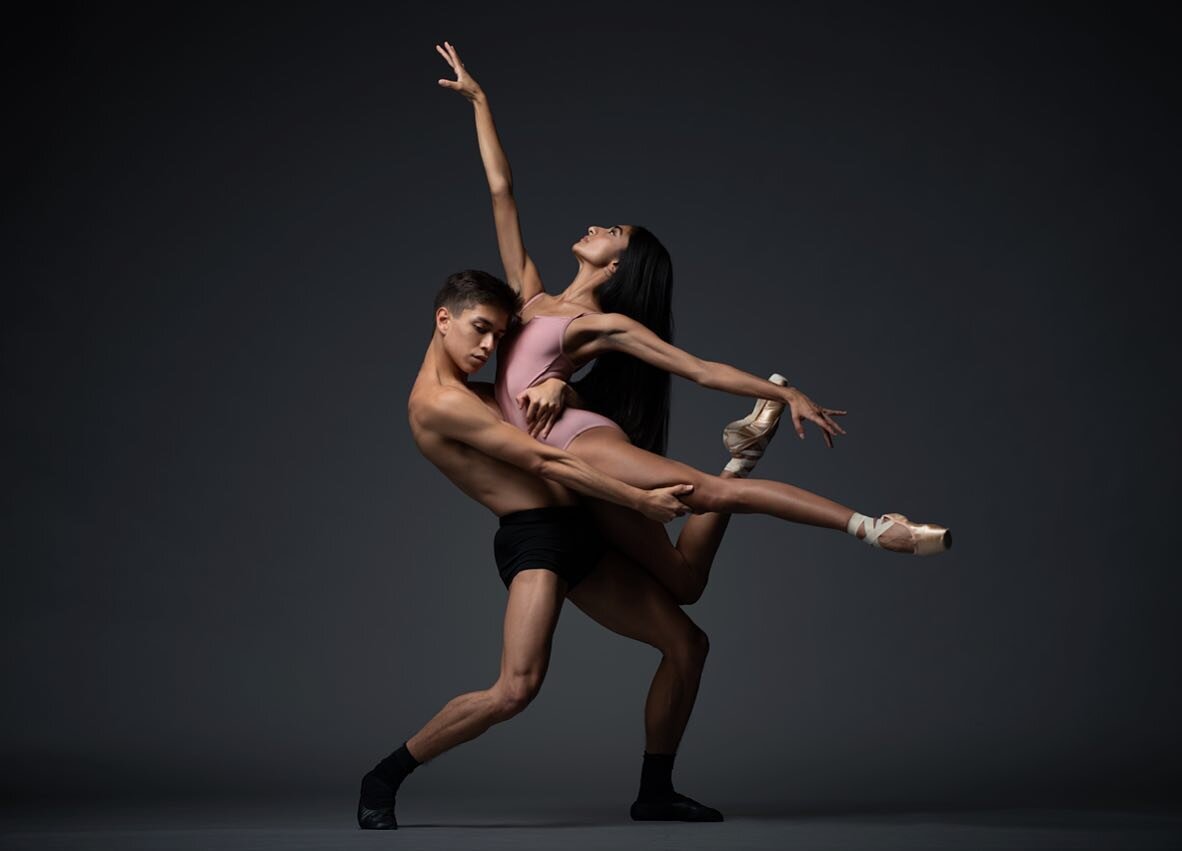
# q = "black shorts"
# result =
<box><xmin>493</xmin><ymin>505</ymin><xmax>606</xmax><ymax>592</ymax></box>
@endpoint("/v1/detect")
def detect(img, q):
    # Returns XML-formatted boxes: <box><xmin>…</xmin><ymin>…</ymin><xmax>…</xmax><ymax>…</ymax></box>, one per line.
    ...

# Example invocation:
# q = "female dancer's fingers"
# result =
<box><xmin>445</xmin><ymin>41</ymin><xmax>464</xmax><ymax>68</ymax></box>
<box><xmin>810</xmin><ymin>413</ymin><xmax>837</xmax><ymax>447</ymax></box>
<box><xmin>435</xmin><ymin>44</ymin><xmax>455</xmax><ymax>69</ymax></box>
<box><xmin>536</xmin><ymin>405</ymin><xmax>555</xmax><ymax>437</ymax></box>
<box><xmin>816</xmin><ymin>410</ymin><xmax>843</xmax><ymax>433</ymax></box>
<box><xmin>806</xmin><ymin>415</ymin><xmax>835</xmax><ymax>448</ymax></box>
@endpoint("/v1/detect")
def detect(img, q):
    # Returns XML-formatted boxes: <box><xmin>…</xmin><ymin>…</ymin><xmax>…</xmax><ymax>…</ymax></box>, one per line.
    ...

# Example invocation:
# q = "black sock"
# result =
<box><xmin>637</xmin><ymin>751</ymin><xmax>676</xmax><ymax>802</ymax></box>
<box><xmin>360</xmin><ymin>742</ymin><xmax>420</xmax><ymax>809</ymax></box>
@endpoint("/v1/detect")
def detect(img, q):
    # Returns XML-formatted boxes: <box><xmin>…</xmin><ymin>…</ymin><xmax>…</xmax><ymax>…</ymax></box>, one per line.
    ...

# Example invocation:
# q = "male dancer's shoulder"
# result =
<box><xmin>410</xmin><ymin>385</ymin><xmax>477</xmax><ymax>433</ymax></box>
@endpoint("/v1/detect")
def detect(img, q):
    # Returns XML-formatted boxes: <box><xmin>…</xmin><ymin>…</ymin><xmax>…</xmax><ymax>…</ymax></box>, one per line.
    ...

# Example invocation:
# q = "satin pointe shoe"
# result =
<box><xmin>847</xmin><ymin>511</ymin><xmax>952</xmax><ymax>556</ymax></box>
<box><xmin>722</xmin><ymin>374</ymin><xmax>789</xmax><ymax>477</ymax></box>
<box><xmin>631</xmin><ymin>792</ymin><xmax>725</xmax><ymax>822</ymax></box>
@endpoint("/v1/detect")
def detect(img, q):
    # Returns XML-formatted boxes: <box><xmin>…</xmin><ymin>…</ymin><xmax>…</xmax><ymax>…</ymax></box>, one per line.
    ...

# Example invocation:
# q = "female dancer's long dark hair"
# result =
<box><xmin>572</xmin><ymin>225</ymin><xmax>674</xmax><ymax>455</ymax></box>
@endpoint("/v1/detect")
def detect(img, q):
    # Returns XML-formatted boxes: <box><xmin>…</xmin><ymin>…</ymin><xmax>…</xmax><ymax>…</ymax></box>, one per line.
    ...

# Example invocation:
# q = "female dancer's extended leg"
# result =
<box><xmin>569</xmin><ymin>427</ymin><xmax>941</xmax><ymax>598</ymax></box>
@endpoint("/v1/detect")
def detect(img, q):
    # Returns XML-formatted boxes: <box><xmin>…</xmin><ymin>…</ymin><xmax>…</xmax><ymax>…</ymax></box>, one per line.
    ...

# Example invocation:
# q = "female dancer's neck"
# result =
<box><xmin>560</xmin><ymin>264</ymin><xmax>607</xmax><ymax>309</ymax></box>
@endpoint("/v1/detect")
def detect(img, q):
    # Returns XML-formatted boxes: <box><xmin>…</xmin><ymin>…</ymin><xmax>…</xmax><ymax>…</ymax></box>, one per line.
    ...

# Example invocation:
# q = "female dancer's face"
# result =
<box><xmin>437</xmin><ymin>304</ymin><xmax>509</xmax><ymax>374</ymax></box>
<box><xmin>572</xmin><ymin>224</ymin><xmax>631</xmax><ymax>267</ymax></box>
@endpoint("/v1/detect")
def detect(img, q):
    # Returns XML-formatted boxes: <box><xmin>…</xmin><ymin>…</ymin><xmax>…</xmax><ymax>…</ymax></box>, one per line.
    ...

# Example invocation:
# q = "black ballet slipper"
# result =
<box><xmin>630</xmin><ymin>792</ymin><xmax>724</xmax><ymax>822</ymax></box>
<box><xmin>357</xmin><ymin>771</ymin><xmax>398</xmax><ymax>829</ymax></box>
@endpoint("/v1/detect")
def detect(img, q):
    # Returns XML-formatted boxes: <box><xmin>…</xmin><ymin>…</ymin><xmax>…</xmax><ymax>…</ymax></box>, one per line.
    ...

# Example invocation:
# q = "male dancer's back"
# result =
<box><xmin>356</xmin><ymin>270</ymin><xmax>724</xmax><ymax>828</ymax></box>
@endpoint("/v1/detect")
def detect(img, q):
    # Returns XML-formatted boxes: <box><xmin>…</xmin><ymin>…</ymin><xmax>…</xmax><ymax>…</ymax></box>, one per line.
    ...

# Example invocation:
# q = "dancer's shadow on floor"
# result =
<box><xmin>399</xmin><ymin>814</ymin><xmax>626</xmax><ymax>829</ymax></box>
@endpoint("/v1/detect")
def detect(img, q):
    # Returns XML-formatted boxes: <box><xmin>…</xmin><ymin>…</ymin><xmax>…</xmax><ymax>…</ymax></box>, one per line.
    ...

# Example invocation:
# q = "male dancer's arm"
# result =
<box><xmin>415</xmin><ymin>388</ymin><xmax>693</xmax><ymax>522</ymax></box>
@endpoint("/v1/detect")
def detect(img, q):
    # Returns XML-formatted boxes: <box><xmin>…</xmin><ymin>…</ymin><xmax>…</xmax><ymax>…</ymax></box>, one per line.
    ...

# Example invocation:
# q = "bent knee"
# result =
<box><xmin>665</xmin><ymin>623</ymin><xmax>709</xmax><ymax>667</ymax></box>
<box><xmin>675</xmin><ymin>580</ymin><xmax>706</xmax><ymax>606</ymax></box>
<box><xmin>691</xmin><ymin>476</ymin><xmax>736</xmax><ymax>514</ymax></box>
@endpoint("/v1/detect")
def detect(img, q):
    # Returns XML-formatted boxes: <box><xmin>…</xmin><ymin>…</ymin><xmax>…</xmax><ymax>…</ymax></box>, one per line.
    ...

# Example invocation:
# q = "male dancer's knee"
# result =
<box><xmin>490</xmin><ymin>671</ymin><xmax>545</xmax><ymax>721</ymax></box>
<box><xmin>663</xmin><ymin>622</ymin><xmax>710</xmax><ymax>673</ymax></box>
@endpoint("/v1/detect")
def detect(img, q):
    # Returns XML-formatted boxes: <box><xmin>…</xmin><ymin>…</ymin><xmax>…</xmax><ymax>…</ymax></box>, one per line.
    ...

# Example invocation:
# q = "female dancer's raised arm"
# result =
<box><xmin>436</xmin><ymin>41</ymin><xmax>544</xmax><ymax>304</ymax></box>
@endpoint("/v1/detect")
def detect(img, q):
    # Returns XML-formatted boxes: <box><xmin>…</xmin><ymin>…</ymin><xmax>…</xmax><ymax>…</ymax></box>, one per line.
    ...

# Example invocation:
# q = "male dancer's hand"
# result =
<box><xmin>435</xmin><ymin>41</ymin><xmax>483</xmax><ymax>102</ymax></box>
<box><xmin>638</xmin><ymin>484</ymin><xmax>695</xmax><ymax>523</ymax></box>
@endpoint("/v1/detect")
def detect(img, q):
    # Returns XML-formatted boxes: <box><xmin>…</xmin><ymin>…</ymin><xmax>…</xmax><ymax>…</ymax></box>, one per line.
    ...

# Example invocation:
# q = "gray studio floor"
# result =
<box><xmin>4</xmin><ymin>797</ymin><xmax>1182</xmax><ymax>851</ymax></box>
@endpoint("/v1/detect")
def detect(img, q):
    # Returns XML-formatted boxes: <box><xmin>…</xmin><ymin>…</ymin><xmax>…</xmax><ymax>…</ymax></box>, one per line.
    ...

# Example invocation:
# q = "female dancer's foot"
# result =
<box><xmin>721</xmin><ymin>374</ymin><xmax>789</xmax><ymax>477</ymax></box>
<box><xmin>847</xmin><ymin>512</ymin><xmax>951</xmax><ymax>555</ymax></box>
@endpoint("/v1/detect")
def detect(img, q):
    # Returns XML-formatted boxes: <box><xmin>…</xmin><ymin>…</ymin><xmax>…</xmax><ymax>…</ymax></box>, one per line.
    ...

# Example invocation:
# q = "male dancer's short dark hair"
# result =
<box><xmin>434</xmin><ymin>270</ymin><xmax>523</xmax><ymax>322</ymax></box>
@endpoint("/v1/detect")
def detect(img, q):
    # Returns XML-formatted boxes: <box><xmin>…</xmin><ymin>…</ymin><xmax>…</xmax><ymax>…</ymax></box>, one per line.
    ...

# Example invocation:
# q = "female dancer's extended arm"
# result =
<box><xmin>436</xmin><ymin>41</ymin><xmax>544</xmax><ymax>303</ymax></box>
<box><xmin>566</xmin><ymin>312</ymin><xmax>849</xmax><ymax>446</ymax></box>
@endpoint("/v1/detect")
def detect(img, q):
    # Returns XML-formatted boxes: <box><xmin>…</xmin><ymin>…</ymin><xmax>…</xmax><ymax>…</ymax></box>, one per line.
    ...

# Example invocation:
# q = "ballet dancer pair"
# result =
<box><xmin>354</xmin><ymin>41</ymin><xmax>949</xmax><ymax>829</ymax></box>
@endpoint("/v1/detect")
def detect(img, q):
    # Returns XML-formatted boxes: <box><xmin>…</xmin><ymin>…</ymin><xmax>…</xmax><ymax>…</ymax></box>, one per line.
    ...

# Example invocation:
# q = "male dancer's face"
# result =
<box><xmin>435</xmin><ymin>303</ymin><xmax>510</xmax><ymax>374</ymax></box>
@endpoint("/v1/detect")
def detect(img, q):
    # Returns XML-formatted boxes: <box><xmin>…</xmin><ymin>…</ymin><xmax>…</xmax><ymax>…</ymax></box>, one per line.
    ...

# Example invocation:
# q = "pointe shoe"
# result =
<box><xmin>847</xmin><ymin>512</ymin><xmax>952</xmax><ymax>556</ymax></box>
<box><xmin>722</xmin><ymin>374</ymin><xmax>789</xmax><ymax>477</ymax></box>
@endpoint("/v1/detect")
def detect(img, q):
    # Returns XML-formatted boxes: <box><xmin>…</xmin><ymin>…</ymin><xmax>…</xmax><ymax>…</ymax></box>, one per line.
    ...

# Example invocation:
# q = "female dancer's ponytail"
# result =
<box><xmin>572</xmin><ymin>225</ymin><xmax>674</xmax><ymax>456</ymax></box>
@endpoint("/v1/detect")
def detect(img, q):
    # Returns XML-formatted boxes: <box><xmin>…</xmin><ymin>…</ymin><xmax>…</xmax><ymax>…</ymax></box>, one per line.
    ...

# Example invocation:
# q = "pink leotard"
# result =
<box><xmin>494</xmin><ymin>292</ymin><xmax>625</xmax><ymax>449</ymax></box>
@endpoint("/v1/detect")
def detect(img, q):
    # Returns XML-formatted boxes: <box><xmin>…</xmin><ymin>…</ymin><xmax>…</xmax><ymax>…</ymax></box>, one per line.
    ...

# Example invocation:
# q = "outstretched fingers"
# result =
<box><xmin>444</xmin><ymin>41</ymin><xmax>465</xmax><ymax>69</ymax></box>
<box><xmin>795</xmin><ymin>408</ymin><xmax>849</xmax><ymax>448</ymax></box>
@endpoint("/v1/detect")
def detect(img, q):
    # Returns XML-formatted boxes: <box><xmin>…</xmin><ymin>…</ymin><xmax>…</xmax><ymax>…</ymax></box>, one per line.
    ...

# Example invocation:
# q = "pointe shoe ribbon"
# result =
<box><xmin>722</xmin><ymin>374</ymin><xmax>789</xmax><ymax>477</ymax></box>
<box><xmin>847</xmin><ymin>512</ymin><xmax>952</xmax><ymax>556</ymax></box>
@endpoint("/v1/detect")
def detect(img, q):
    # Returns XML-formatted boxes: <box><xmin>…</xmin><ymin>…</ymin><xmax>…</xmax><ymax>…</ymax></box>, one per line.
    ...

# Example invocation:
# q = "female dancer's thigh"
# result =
<box><xmin>567</xmin><ymin>427</ymin><xmax>717</xmax><ymax>508</ymax></box>
<box><xmin>567</xmin><ymin>427</ymin><xmax>715</xmax><ymax>597</ymax></box>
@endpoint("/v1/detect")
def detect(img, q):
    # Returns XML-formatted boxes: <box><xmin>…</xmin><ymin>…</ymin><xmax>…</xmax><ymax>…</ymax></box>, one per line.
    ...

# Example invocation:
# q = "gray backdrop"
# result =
<box><xmin>5</xmin><ymin>2</ymin><xmax>1179</xmax><ymax>811</ymax></box>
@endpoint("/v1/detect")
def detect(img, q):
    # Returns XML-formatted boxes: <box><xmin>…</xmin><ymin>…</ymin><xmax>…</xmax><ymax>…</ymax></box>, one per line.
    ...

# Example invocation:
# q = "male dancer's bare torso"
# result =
<box><xmin>408</xmin><ymin>373</ymin><xmax>574</xmax><ymax>515</ymax></box>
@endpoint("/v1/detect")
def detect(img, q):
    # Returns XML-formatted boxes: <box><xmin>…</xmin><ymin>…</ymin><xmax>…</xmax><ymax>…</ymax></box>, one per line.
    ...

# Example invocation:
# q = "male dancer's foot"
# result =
<box><xmin>357</xmin><ymin>742</ymin><xmax>420</xmax><ymax>829</ymax></box>
<box><xmin>629</xmin><ymin>751</ymin><xmax>724</xmax><ymax>822</ymax></box>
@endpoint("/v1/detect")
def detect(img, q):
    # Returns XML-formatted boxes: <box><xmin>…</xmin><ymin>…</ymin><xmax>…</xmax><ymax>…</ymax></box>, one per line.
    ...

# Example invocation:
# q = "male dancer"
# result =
<box><xmin>358</xmin><ymin>269</ymin><xmax>780</xmax><ymax>828</ymax></box>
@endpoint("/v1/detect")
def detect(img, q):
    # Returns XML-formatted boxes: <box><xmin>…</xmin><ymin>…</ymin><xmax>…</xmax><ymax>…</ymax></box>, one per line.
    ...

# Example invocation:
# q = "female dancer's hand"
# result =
<box><xmin>638</xmin><ymin>484</ymin><xmax>696</xmax><ymax>523</ymax></box>
<box><xmin>516</xmin><ymin>378</ymin><xmax>568</xmax><ymax>440</ymax></box>
<box><xmin>435</xmin><ymin>41</ymin><xmax>483</xmax><ymax>102</ymax></box>
<box><xmin>783</xmin><ymin>386</ymin><xmax>848</xmax><ymax>448</ymax></box>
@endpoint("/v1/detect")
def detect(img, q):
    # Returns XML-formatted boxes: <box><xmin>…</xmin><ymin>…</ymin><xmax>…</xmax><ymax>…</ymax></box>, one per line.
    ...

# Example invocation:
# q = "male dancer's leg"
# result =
<box><xmin>567</xmin><ymin>549</ymin><xmax>723</xmax><ymax>821</ymax></box>
<box><xmin>586</xmin><ymin>476</ymin><xmax>736</xmax><ymax>607</ymax></box>
<box><xmin>357</xmin><ymin>568</ymin><xmax>566</xmax><ymax>829</ymax></box>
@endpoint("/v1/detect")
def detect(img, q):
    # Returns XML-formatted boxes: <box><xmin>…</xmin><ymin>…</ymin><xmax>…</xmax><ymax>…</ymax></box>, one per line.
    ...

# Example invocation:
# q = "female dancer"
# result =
<box><xmin>435</xmin><ymin>42</ymin><xmax>951</xmax><ymax>602</ymax></box>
